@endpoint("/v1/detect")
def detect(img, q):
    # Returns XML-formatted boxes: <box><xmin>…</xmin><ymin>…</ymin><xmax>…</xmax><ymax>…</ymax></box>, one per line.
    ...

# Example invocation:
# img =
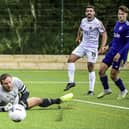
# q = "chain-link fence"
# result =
<box><xmin>0</xmin><ymin>0</ymin><xmax>128</xmax><ymax>54</ymax></box>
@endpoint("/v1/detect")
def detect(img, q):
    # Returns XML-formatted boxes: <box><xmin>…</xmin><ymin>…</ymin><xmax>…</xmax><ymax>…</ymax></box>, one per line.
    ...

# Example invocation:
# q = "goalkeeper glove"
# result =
<box><xmin>4</xmin><ymin>103</ymin><xmax>13</xmax><ymax>111</ymax></box>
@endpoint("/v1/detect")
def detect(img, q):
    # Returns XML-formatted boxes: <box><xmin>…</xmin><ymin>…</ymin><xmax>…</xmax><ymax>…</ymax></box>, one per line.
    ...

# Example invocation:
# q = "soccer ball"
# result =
<box><xmin>8</xmin><ymin>104</ymin><xmax>26</xmax><ymax>122</ymax></box>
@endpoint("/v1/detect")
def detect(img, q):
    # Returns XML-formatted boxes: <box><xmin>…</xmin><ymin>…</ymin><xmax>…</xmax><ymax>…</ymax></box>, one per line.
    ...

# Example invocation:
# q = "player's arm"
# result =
<box><xmin>16</xmin><ymin>78</ymin><xmax>30</xmax><ymax>108</ymax></box>
<box><xmin>119</xmin><ymin>40</ymin><xmax>129</xmax><ymax>55</ymax></box>
<box><xmin>98</xmin><ymin>21</ymin><xmax>108</xmax><ymax>54</ymax></box>
<box><xmin>114</xmin><ymin>39</ymin><xmax>129</xmax><ymax>62</ymax></box>
<box><xmin>19</xmin><ymin>85</ymin><xmax>30</xmax><ymax>108</ymax></box>
<box><xmin>0</xmin><ymin>103</ymin><xmax>13</xmax><ymax>112</ymax></box>
<box><xmin>75</xmin><ymin>27</ymin><xmax>83</xmax><ymax>43</ymax></box>
<box><xmin>114</xmin><ymin>28</ymin><xmax>129</xmax><ymax>62</ymax></box>
<box><xmin>98</xmin><ymin>31</ymin><xmax>108</xmax><ymax>54</ymax></box>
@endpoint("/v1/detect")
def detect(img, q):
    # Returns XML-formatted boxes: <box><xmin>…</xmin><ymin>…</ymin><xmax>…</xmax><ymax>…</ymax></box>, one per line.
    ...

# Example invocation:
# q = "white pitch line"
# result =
<box><xmin>24</xmin><ymin>81</ymin><xmax>88</xmax><ymax>84</ymax></box>
<box><xmin>74</xmin><ymin>99</ymin><xmax>129</xmax><ymax>110</ymax></box>
<box><xmin>24</xmin><ymin>81</ymin><xmax>129</xmax><ymax>84</ymax></box>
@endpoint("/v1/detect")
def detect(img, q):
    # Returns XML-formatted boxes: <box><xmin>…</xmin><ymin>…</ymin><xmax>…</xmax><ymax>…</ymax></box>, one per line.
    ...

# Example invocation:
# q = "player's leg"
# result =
<box><xmin>87</xmin><ymin>62</ymin><xmax>95</xmax><ymax>95</ymax></box>
<box><xmin>27</xmin><ymin>93</ymin><xmax>74</xmax><ymax>109</ymax></box>
<box><xmin>64</xmin><ymin>46</ymin><xmax>84</xmax><ymax>91</ymax></box>
<box><xmin>111</xmin><ymin>61</ymin><xmax>128</xmax><ymax>99</ymax></box>
<box><xmin>67</xmin><ymin>54</ymin><xmax>79</xmax><ymax>83</ymax></box>
<box><xmin>27</xmin><ymin>97</ymin><xmax>61</xmax><ymax>109</ymax></box>
<box><xmin>64</xmin><ymin>54</ymin><xmax>79</xmax><ymax>91</ymax></box>
<box><xmin>86</xmin><ymin>49</ymin><xmax>98</xmax><ymax>95</ymax></box>
<box><xmin>97</xmin><ymin>62</ymin><xmax>112</xmax><ymax>98</ymax></box>
<box><xmin>97</xmin><ymin>49</ymin><xmax>115</xmax><ymax>98</ymax></box>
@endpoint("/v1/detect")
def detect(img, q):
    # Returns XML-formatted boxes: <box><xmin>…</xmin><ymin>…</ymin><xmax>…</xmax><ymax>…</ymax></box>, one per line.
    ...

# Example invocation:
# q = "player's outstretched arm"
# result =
<box><xmin>0</xmin><ymin>103</ymin><xmax>13</xmax><ymax>112</ymax></box>
<box><xmin>19</xmin><ymin>90</ymin><xmax>30</xmax><ymax>109</ymax></box>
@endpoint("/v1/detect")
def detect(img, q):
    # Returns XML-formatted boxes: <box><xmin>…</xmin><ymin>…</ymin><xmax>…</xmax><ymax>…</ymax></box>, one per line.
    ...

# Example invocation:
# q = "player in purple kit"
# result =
<box><xmin>97</xmin><ymin>5</ymin><xmax>129</xmax><ymax>99</ymax></box>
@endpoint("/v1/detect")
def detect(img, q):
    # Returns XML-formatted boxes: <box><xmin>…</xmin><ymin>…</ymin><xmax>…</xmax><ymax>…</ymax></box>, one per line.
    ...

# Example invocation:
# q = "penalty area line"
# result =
<box><xmin>74</xmin><ymin>99</ymin><xmax>129</xmax><ymax>110</ymax></box>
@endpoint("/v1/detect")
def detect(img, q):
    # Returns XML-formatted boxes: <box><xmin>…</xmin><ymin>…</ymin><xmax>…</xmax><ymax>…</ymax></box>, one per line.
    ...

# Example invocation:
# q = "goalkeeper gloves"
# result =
<box><xmin>4</xmin><ymin>103</ymin><xmax>13</xmax><ymax>111</ymax></box>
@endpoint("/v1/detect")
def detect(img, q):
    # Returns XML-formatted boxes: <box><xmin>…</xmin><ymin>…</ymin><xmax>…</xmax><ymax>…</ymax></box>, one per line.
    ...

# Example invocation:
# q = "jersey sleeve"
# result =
<box><xmin>98</xmin><ymin>21</ymin><xmax>106</xmax><ymax>33</ymax></box>
<box><xmin>118</xmin><ymin>26</ymin><xmax>129</xmax><ymax>55</ymax></box>
<box><xmin>80</xmin><ymin>18</ymin><xmax>85</xmax><ymax>30</ymax></box>
<box><xmin>13</xmin><ymin>77</ymin><xmax>28</xmax><ymax>94</ymax></box>
<box><xmin>13</xmin><ymin>77</ymin><xmax>30</xmax><ymax>105</ymax></box>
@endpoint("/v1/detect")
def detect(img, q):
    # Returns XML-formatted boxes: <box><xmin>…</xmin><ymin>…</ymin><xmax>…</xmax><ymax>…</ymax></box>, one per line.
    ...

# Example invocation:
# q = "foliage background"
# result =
<box><xmin>0</xmin><ymin>0</ymin><xmax>128</xmax><ymax>54</ymax></box>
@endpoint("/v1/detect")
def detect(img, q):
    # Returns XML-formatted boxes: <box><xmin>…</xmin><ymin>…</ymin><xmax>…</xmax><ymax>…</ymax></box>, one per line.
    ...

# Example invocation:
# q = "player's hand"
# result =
<box><xmin>75</xmin><ymin>37</ymin><xmax>81</xmax><ymax>44</ymax></box>
<box><xmin>4</xmin><ymin>103</ymin><xmax>13</xmax><ymax>111</ymax></box>
<box><xmin>113</xmin><ymin>53</ymin><xmax>121</xmax><ymax>62</ymax></box>
<box><xmin>98</xmin><ymin>45</ymin><xmax>109</xmax><ymax>55</ymax></box>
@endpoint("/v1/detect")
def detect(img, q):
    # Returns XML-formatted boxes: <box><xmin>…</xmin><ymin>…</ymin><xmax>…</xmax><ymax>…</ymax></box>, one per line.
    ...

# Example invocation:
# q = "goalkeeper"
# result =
<box><xmin>0</xmin><ymin>73</ymin><xmax>73</xmax><ymax>112</ymax></box>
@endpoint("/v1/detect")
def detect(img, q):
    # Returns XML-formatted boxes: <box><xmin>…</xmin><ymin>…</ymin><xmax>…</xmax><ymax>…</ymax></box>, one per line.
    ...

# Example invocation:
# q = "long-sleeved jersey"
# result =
<box><xmin>0</xmin><ymin>77</ymin><xmax>29</xmax><ymax>106</ymax></box>
<box><xmin>110</xmin><ymin>20</ymin><xmax>129</xmax><ymax>55</ymax></box>
<box><xmin>103</xmin><ymin>20</ymin><xmax>129</xmax><ymax>69</ymax></box>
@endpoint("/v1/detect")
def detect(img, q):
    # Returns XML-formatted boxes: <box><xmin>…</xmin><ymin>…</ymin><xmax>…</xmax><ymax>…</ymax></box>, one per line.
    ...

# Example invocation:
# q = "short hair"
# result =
<box><xmin>86</xmin><ymin>5</ymin><xmax>95</xmax><ymax>11</ymax></box>
<box><xmin>0</xmin><ymin>73</ymin><xmax>12</xmax><ymax>84</ymax></box>
<box><xmin>119</xmin><ymin>5</ymin><xmax>129</xmax><ymax>13</ymax></box>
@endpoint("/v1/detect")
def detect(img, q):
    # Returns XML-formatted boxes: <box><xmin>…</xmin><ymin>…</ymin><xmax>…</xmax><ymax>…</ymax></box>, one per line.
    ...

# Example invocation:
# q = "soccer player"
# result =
<box><xmin>64</xmin><ymin>5</ymin><xmax>107</xmax><ymax>95</ymax></box>
<box><xmin>0</xmin><ymin>73</ymin><xmax>73</xmax><ymax>112</ymax></box>
<box><xmin>97</xmin><ymin>5</ymin><xmax>129</xmax><ymax>99</ymax></box>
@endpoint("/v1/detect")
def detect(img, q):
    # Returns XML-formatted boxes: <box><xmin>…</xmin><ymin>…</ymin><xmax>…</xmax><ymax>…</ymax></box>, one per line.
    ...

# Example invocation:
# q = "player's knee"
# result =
<box><xmin>110</xmin><ymin>70</ymin><xmax>118</xmax><ymax>81</ymax></box>
<box><xmin>99</xmin><ymin>69</ymin><xmax>105</xmax><ymax>76</ymax></box>
<box><xmin>110</xmin><ymin>75</ymin><xmax>116</xmax><ymax>81</ymax></box>
<box><xmin>67</xmin><ymin>58</ymin><xmax>73</xmax><ymax>63</ymax></box>
<box><xmin>67</xmin><ymin>54</ymin><xmax>79</xmax><ymax>63</ymax></box>
<box><xmin>67</xmin><ymin>56</ymin><xmax>77</xmax><ymax>62</ymax></box>
<box><xmin>110</xmin><ymin>73</ymin><xmax>117</xmax><ymax>81</ymax></box>
<box><xmin>87</xmin><ymin>63</ymin><xmax>94</xmax><ymax>72</ymax></box>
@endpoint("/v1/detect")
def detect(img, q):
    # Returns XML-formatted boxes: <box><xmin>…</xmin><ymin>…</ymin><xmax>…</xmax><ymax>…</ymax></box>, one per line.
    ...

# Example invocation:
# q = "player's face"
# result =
<box><xmin>118</xmin><ymin>9</ymin><xmax>127</xmax><ymax>22</ymax></box>
<box><xmin>85</xmin><ymin>8</ymin><xmax>95</xmax><ymax>20</ymax></box>
<box><xmin>1</xmin><ymin>76</ymin><xmax>13</xmax><ymax>92</ymax></box>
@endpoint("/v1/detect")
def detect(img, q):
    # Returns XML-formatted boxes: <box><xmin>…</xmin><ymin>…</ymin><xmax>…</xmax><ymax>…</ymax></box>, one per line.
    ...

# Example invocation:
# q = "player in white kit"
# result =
<box><xmin>64</xmin><ymin>5</ymin><xmax>107</xmax><ymax>95</ymax></box>
<box><xmin>0</xmin><ymin>73</ymin><xmax>73</xmax><ymax>111</ymax></box>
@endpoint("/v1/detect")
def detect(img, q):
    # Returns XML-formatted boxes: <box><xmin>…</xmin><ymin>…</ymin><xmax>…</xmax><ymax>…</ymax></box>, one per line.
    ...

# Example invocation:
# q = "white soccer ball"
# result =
<box><xmin>8</xmin><ymin>104</ymin><xmax>26</xmax><ymax>122</ymax></box>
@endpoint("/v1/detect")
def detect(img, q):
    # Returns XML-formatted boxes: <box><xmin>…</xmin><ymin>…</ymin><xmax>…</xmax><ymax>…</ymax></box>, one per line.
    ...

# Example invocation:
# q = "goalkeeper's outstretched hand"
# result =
<box><xmin>4</xmin><ymin>103</ymin><xmax>13</xmax><ymax>111</ymax></box>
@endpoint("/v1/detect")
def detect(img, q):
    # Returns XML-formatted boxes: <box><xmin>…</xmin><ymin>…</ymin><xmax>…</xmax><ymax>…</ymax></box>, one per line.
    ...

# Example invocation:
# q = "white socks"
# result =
<box><xmin>68</xmin><ymin>63</ymin><xmax>95</xmax><ymax>92</ymax></box>
<box><xmin>68</xmin><ymin>63</ymin><xmax>75</xmax><ymax>83</ymax></box>
<box><xmin>89</xmin><ymin>71</ymin><xmax>95</xmax><ymax>91</ymax></box>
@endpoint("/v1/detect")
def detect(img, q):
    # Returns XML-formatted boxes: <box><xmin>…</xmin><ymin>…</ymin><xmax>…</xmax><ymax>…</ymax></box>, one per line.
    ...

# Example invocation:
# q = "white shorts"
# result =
<box><xmin>72</xmin><ymin>45</ymin><xmax>98</xmax><ymax>63</ymax></box>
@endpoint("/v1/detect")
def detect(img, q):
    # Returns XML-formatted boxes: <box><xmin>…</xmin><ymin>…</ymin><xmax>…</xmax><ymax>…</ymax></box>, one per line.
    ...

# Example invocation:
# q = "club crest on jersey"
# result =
<box><xmin>119</xmin><ymin>26</ymin><xmax>123</xmax><ymax>31</ymax></box>
<box><xmin>89</xmin><ymin>26</ymin><xmax>92</xmax><ymax>30</ymax></box>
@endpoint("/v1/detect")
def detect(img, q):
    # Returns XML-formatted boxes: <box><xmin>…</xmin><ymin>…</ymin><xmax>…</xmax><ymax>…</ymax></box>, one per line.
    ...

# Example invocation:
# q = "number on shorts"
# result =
<box><xmin>92</xmin><ymin>52</ymin><xmax>96</xmax><ymax>57</ymax></box>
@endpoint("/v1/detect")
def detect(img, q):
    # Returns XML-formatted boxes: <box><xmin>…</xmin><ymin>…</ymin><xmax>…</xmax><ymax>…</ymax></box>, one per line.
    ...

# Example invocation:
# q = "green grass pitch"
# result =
<box><xmin>0</xmin><ymin>69</ymin><xmax>129</xmax><ymax>129</ymax></box>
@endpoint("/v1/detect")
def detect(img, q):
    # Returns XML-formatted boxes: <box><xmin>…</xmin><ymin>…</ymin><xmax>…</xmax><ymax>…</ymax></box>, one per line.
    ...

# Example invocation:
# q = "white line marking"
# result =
<box><xmin>24</xmin><ymin>81</ymin><xmax>89</xmax><ymax>84</ymax></box>
<box><xmin>74</xmin><ymin>99</ymin><xmax>129</xmax><ymax>110</ymax></box>
<box><xmin>24</xmin><ymin>81</ymin><xmax>129</xmax><ymax>84</ymax></box>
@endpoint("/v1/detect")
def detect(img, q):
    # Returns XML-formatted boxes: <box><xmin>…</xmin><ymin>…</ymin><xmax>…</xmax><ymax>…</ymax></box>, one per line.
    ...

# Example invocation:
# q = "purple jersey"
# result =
<box><xmin>111</xmin><ymin>21</ymin><xmax>129</xmax><ymax>54</ymax></box>
<box><xmin>103</xmin><ymin>20</ymin><xmax>129</xmax><ymax>69</ymax></box>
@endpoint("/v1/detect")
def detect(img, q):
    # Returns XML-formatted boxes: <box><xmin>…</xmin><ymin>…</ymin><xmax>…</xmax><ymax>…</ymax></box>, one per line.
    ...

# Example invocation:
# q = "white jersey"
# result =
<box><xmin>0</xmin><ymin>77</ymin><xmax>26</xmax><ymax>106</ymax></box>
<box><xmin>80</xmin><ymin>17</ymin><xmax>105</xmax><ymax>49</ymax></box>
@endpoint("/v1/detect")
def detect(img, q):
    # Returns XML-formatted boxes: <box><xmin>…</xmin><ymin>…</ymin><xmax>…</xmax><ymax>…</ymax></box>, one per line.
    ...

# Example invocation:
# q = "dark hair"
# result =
<box><xmin>119</xmin><ymin>5</ymin><xmax>129</xmax><ymax>13</ymax></box>
<box><xmin>0</xmin><ymin>73</ymin><xmax>12</xmax><ymax>84</ymax></box>
<box><xmin>86</xmin><ymin>5</ymin><xmax>95</xmax><ymax>11</ymax></box>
